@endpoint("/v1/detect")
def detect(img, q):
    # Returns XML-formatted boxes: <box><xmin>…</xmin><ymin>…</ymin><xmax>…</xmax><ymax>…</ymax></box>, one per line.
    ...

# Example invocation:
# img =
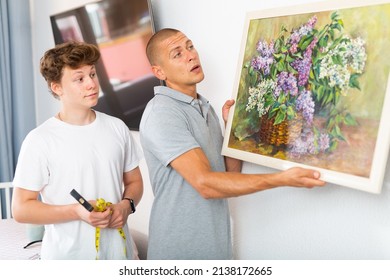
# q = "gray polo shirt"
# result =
<box><xmin>140</xmin><ymin>86</ymin><xmax>232</xmax><ymax>260</ymax></box>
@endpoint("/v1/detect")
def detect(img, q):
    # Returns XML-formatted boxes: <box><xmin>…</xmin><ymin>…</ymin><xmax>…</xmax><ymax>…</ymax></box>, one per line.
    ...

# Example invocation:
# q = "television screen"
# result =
<box><xmin>50</xmin><ymin>0</ymin><xmax>160</xmax><ymax>130</ymax></box>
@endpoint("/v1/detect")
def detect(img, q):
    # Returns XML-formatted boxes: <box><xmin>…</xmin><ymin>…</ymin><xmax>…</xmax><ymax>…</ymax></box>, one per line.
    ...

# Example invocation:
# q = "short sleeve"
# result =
<box><xmin>13</xmin><ymin>131</ymin><xmax>49</xmax><ymax>191</ymax></box>
<box><xmin>124</xmin><ymin>129</ymin><xmax>143</xmax><ymax>172</ymax></box>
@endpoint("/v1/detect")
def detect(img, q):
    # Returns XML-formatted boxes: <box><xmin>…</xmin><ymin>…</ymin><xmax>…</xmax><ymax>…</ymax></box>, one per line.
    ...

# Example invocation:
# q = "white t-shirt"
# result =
<box><xmin>13</xmin><ymin>111</ymin><xmax>143</xmax><ymax>259</ymax></box>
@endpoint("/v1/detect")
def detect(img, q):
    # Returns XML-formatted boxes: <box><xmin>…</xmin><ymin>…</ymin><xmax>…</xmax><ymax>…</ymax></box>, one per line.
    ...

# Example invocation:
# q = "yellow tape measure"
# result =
<box><xmin>94</xmin><ymin>198</ymin><xmax>127</xmax><ymax>259</ymax></box>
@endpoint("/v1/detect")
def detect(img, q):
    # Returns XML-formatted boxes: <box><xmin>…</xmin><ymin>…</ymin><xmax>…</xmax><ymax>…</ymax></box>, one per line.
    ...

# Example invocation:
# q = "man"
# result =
<box><xmin>12</xmin><ymin>41</ymin><xmax>143</xmax><ymax>259</ymax></box>
<box><xmin>139</xmin><ymin>28</ymin><xmax>325</xmax><ymax>260</ymax></box>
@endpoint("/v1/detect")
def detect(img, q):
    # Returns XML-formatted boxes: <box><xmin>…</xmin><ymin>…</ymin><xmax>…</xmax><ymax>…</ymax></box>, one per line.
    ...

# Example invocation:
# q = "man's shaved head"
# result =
<box><xmin>146</xmin><ymin>28</ymin><xmax>181</xmax><ymax>66</ymax></box>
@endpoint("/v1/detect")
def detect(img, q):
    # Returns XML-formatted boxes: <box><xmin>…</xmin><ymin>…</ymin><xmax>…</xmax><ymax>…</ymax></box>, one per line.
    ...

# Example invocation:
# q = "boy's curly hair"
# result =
<box><xmin>40</xmin><ymin>41</ymin><xmax>101</xmax><ymax>99</ymax></box>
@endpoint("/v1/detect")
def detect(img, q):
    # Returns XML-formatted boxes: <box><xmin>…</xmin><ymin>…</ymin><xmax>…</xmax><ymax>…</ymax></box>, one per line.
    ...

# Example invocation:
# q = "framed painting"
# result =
<box><xmin>222</xmin><ymin>0</ymin><xmax>390</xmax><ymax>194</ymax></box>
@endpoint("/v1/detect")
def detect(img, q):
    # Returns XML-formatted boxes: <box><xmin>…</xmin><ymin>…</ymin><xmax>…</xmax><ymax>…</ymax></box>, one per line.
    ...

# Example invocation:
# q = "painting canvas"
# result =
<box><xmin>222</xmin><ymin>0</ymin><xmax>390</xmax><ymax>194</ymax></box>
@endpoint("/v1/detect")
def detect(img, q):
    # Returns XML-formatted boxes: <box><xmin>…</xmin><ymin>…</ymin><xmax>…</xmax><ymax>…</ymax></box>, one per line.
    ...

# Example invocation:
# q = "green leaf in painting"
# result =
<box><xmin>344</xmin><ymin>113</ymin><xmax>358</xmax><ymax>126</ymax></box>
<box><xmin>274</xmin><ymin>110</ymin><xmax>286</xmax><ymax>125</ymax></box>
<box><xmin>349</xmin><ymin>73</ymin><xmax>361</xmax><ymax>90</ymax></box>
<box><xmin>286</xmin><ymin>106</ymin><xmax>295</xmax><ymax>119</ymax></box>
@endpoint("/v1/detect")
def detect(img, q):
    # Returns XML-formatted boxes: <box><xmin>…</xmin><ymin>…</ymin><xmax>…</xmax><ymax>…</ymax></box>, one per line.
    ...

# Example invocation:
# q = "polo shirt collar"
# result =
<box><xmin>154</xmin><ymin>85</ymin><xmax>210</xmax><ymax>104</ymax></box>
<box><xmin>154</xmin><ymin>86</ymin><xmax>194</xmax><ymax>104</ymax></box>
<box><xmin>154</xmin><ymin>86</ymin><xmax>210</xmax><ymax>119</ymax></box>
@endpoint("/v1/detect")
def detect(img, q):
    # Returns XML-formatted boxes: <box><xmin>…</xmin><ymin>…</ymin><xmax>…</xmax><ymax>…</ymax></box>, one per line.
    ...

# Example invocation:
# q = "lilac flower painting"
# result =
<box><xmin>222</xmin><ymin>0</ymin><xmax>390</xmax><ymax>194</ymax></box>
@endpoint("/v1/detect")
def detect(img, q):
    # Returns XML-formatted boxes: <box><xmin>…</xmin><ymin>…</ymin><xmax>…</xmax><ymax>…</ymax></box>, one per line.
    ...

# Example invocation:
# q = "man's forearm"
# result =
<box><xmin>224</xmin><ymin>156</ymin><xmax>242</xmax><ymax>173</ymax></box>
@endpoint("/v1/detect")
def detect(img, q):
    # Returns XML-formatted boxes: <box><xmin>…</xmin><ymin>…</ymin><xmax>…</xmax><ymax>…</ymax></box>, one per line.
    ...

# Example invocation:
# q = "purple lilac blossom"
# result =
<box><xmin>288</xmin><ymin>137</ymin><xmax>308</xmax><ymax>157</ymax></box>
<box><xmin>318</xmin><ymin>132</ymin><xmax>330</xmax><ymax>152</ymax></box>
<box><xmin>291</xmin><ymin>56</ymin><xmax>311</xmax><ymax>86</ymax></box>
<box><xmin>306</xmin><ymin>16</ymin><xmax>318</xmax><ymax>30</ymax></box>
<box><xmin>289</xmin><ymin>128</ymin><xmax>330</xmax><ymax>157</ymax></box>
<box><xmin>288</xmin><ymin>16</ymin><xmax>318</xmax><ymax>54</ymax></box>
<box><xmin>295</xmin><ymin>90</ymin><xmax>315</xmax><ymax>124</ymax></box>
<box><xmin>256</xmin><ymin>40</ymin><xmax>275</xmax><ymax>56</ymax></box>
<box><xmin>288</xmin><ymin>128</ymin><xmax>315</xmax><ymax>157</ymax></box>
<box><xmin>291</xmin><ymin>37</ymin><xmax>318</xmax><ymax>86</ymax></box>
<box><xmin>274</xmin><ymin>72</ymin><xmax>298</xmax><ymax>98</ymax></box>
<box><xmin>251</xmin><ymin>40</ymin><xmax>275</xmax><ymax>75</ymax></box>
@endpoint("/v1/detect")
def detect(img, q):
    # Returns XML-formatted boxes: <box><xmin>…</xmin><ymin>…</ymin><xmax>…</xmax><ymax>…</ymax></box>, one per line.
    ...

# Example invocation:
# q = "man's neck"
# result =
<box><xmin>166</xmin><ymin>82</ymin><xmax>197</xmax><ymax>99</ymax></box>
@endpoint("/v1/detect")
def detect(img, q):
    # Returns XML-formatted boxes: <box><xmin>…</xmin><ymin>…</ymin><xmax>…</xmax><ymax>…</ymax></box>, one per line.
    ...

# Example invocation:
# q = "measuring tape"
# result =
<box><xmin>94</xmin><ymin>198</ymin><xmax>127</xmax><ymax>259</ymax></box>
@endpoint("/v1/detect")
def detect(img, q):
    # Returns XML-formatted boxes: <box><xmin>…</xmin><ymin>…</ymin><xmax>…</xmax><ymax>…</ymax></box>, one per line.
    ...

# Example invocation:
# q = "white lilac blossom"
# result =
<box><xmin>246</xmin><ymin>79</ymin><xmax>276</xmax><ymax>116</ymax></box>
<box><xmin>320</xmin><ymin>64</ymin><xmax>351</xmax><ymax>91</ymax></box>
<box><xmin>319</xmin><ymin>35</ymin><xmax>367</xmax><ymax>91</ymax></box>
<box><xmin>344</xmin><ymin>37</ymin><xmax>367</xmax><ymax>73</ymax></box>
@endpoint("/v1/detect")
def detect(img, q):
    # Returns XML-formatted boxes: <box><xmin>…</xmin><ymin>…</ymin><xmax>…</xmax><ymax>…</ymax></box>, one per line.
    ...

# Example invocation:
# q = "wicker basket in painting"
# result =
<box><xmin>259</xmin><ymin>112</ymin><xmax>303</xmax><ymax>146</ymax></box>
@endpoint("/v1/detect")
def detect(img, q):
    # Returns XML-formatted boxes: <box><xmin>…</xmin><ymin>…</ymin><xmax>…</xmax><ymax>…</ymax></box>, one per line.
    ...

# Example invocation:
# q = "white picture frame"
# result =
<box><xmin>222</xmin><ymin>0</ymin><xmax>390</xmax><ymax>194</ymax></box>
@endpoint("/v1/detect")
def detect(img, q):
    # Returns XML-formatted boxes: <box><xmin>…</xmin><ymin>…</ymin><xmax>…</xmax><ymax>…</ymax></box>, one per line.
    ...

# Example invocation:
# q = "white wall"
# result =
<box><xmin>30</xmin><ymin>0</ymin><xmax>390</xmax><ymax>259</ymax></box>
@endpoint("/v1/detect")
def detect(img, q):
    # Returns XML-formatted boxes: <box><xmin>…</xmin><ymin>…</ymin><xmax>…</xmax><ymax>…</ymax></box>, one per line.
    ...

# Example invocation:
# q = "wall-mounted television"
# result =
<box><xmin>50</xmin><ymin>0</ymin><xmax>160</xmax><ymax>130</ymax></box>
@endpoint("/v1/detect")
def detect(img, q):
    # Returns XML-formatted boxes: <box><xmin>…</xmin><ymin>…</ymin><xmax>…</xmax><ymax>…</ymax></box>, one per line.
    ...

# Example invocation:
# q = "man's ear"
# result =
<box><xmin>151</xmin><ymin>65</ymin><xmax>166</xmax><ymax>81</ymax></box>
<box><xmin>51</xmin><ymin>82</ymin><xmax>62</xmax><ymax>98</ymax></box>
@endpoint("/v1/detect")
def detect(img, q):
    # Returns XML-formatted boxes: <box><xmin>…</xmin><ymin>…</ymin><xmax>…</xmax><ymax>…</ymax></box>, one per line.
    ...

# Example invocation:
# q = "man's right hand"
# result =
<box><xmin>278</xmin><ymin>167</ymin><xmax>326</xmax><ymax>188</ymax></box>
